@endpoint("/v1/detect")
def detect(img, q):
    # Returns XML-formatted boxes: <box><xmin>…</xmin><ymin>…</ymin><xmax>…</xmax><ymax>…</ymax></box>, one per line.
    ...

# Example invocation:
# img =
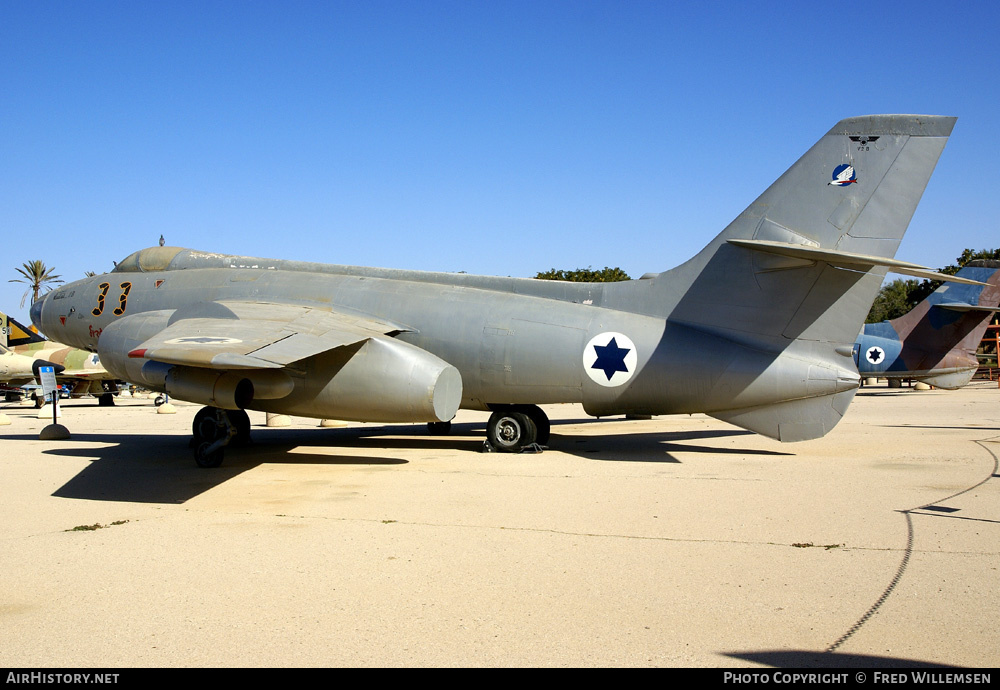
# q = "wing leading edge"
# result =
<box><xmin>125</xmin><ymin>301</ymin><xmax>415</xmax><ymax>369</ymax></box>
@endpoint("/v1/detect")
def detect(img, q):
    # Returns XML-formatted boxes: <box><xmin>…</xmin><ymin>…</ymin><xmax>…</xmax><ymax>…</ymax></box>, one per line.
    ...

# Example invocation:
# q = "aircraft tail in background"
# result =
<box><xmin>857</xmin><ymin>260</ymin><xmax>1000</xmax><ymax>389</ymax></box>
<box><xmin>1</xmin><ymin>311</ymin><xmax>45</xmax><ymax>349</ymax></box>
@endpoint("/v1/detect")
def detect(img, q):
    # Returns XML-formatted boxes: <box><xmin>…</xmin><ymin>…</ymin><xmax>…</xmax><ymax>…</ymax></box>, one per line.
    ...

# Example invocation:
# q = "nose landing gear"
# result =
<box><xmin>191</xmin><ymin>407</ymin><xmax>251</xmax><ymax>467</ymax></box>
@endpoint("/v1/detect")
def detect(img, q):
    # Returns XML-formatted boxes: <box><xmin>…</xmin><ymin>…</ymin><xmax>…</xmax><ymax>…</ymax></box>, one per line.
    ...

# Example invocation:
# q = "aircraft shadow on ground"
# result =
<box><xmin>11</xmin><ymin>417</ymin><xmax>790</xmax><ymax>504</ymax></box>
<box><xmin>546</xmin><ymin>426</ymin><xmax>792</xmax><ymax>463</ymax></box>
<box><xmin>13</xmin><ymin>429</ymin><xmax>409</xmax><ymax>504</ymax></box>
<box><xmin>878</xmin><ymin>424</ymin><xmax>1000</xmax><ymax>432</ymax></box>
<box><xmin>725</xmin><ymin>650</ymin><xmax>958</xmax><ymax>668</ymax></box>
<box><xmin>856</xmin><ymin>391</ymin><xmax>922</xmax><ymax>397</ymax></box>
<box><xmin>253</xmin><ymin>418</ymin><xmax>792</xmax><ymax>464</ymax></box>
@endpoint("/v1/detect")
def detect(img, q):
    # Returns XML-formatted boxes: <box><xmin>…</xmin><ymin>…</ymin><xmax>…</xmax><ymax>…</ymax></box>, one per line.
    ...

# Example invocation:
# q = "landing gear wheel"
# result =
<box><xmin>195</xmin><ymin>442</ymin><xmax>225</xmax><ymax>468</ymax></box>
<box><xmin>521</xmin><ymin>405</ymin><xmax>550</xmax><ymax>446</ymax></box>
<box><xmin>33</xmin><ymin>393</ymin><xmax>44</xmax><ymax>409</ymax></box>
<box><xmin>193</xmin><ymin>407</ymin><xmax>218</xmax><ymax>441</ymax></box>
<box><xmin>427</xmin><ymin>421</ymin><xmax>452</xmax><ymax>435</ymax></box>
<box><xmin>228</xmin><ymin>409</ymin><xmax>252</xmax><ymax>447</ymax></box>
<box><xmin>98</xmin><ymin>392</ymin><xmax>115</xmax><ymax>406</ymax></box>
<box><xmin>191</xmin><ymin>406</ymin><xmax>238</xmax><ymax>468</ymax></box>
<box><xmin>487</xmin><ymin>410</ymin><xmax>537</xmax><ymax>453</ymax></box>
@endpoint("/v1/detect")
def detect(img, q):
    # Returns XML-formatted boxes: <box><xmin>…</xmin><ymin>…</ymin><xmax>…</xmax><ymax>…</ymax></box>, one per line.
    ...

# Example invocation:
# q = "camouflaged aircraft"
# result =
<box><xmin>1</xmin><ymin>311</ymin><xmax>117</xmax><ymax>405</ymax></box>
<box><xmin>32</xmin><ymin>115</ymin><xmax>967</xmax><ymax>466</ymax></box>
<box><xmin>856</xmin><ymin>260</ymin><xmax>1000</xmax><ymax>389</ymax></box>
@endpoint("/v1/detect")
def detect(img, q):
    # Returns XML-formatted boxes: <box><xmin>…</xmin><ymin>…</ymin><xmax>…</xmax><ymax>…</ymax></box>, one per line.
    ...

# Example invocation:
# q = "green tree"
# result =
<box><xmin>866</xmin><ymin>278</ymin><xmax>922</xmax><ymax>323</ymax></box>
<box><xmin>9</xmin><ymin>260</ymin><xmax>63</xmax><ymax>308</ymax></box>
<box><xmin>534</xmin><ymin>266</ymin><xmax>631</xmax><ymax>282</ymax></box>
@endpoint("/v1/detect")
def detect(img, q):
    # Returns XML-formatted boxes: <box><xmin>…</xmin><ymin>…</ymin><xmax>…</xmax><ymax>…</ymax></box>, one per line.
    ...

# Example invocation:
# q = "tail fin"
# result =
<box><xmin>614</xmin><ymin>115</ymin><xmax>956</xmax><ymax>440</ymax></box>
<box><xmin>860</xmin><ymin>260</ymin><xmax>1000</xmax><ymax>388</ymax></box>
<box><xmin>651</xmin><ymin>115</ymin><xmax>956</xmax><ymax>348</ymax></box>
<box><xmin>1</xmin><ymin>310</ymin><xmax>45</xmax><ymax>348</ymax></box>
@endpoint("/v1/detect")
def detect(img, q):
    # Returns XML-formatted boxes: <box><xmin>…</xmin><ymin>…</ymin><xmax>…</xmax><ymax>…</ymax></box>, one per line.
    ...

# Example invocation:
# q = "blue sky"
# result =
<box><xmin>2</xmin><ymin>1</ymin><xmax>998</xmax><ymax>324</ymax></box>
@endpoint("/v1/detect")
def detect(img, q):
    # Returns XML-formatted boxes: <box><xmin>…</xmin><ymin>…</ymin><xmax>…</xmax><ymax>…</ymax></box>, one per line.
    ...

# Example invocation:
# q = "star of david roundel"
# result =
<box><xmin>865</xmin><ymin>346</ymin><xmax>885</xmax><ymax>365</ymax></box>
<box><xmin>583</xmin><ymin>332</ymin><xmax>638</xmax><ymax>387</ymax></box>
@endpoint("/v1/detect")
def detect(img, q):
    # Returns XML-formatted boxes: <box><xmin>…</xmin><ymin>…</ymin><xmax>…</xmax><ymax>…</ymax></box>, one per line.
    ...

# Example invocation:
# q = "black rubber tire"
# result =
<box><xmin>521</xmin><ymin>405</ymin><xmax>550</xmax><ymax>446</ymax></box>
<box><xmin>193</xmin><ymin>407</ymin><xmax>220</xmax><ymax>442</ymax></box>
<box><xmin>229</xmin><ymin>409</ymin><xmax>252</xmax><ymax>447</ymax></box>
<box><xmin>195</xmin><ymin>442</ymin><xmax>225</xmax><ymax>468</ymax></box>
<box><xmin>487</xmin><ymin>410</ymin><xmax>537</xmax><ymax>453</ymax></box>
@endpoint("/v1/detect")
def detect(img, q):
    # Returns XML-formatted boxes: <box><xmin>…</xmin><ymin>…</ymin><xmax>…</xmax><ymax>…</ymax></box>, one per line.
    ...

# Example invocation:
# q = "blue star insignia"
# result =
<box><xmin>591</xmin><ymin>337</ymin><xmax>631</xmax><ymax>381</ymax></box>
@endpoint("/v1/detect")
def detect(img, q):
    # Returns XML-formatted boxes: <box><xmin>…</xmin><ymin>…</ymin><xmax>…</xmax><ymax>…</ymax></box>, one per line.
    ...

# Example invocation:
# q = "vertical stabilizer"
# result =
<box><xmin>646</xmin><ymin>115</ymin><xmax>957</xmax><ymax>352</ymax></box>
<box><xmin>1</xmin><ymin>311</ymin><xmax>46</xmax><ymax>348</ymax></box>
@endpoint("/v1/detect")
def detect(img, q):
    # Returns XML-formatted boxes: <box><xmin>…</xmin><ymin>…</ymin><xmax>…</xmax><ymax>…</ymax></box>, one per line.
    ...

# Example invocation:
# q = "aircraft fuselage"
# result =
<box><xmin>33</xmin><ymin>260</ymin><xmax>851</xmax><ymax>424</ymax></box>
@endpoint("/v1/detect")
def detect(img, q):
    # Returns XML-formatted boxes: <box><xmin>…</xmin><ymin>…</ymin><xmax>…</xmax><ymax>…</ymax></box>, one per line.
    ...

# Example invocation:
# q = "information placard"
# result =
<box><xmin>39</xmin><ymin>366</ymin><xmax>57</xmax><ymax>398</ymax></box>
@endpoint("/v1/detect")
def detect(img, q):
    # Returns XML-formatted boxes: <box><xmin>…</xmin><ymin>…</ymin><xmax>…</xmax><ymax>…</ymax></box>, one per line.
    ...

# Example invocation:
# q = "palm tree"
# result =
<box><xmin>10</xmin><ymin>260</ymin><xmax>63</xmax><ymax>308</ymax></box>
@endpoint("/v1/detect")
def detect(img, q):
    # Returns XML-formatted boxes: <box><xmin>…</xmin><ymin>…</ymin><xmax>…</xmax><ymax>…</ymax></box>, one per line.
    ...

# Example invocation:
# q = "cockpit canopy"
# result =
<box><xmin>112</xmin><ymin>246</ymin><xmax>185</xmax><ymax>273</ymax></box>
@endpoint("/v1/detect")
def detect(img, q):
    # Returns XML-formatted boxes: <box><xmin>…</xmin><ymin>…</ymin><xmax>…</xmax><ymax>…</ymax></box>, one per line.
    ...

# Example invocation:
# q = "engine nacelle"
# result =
<box><xmin>281</xmin><ymin>336</ymin><xmax>463</xmax><ymax>423</ymax></box>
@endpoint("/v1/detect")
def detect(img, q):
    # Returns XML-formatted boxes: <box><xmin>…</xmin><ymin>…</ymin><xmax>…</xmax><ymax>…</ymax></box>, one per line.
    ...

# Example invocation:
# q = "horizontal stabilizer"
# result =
<box><xmin>934</xmin><ymin>302</ymin><xmax>1000</xmax><ymax>313</ymax></box>
<box><xmin>728</xmin><ymin>240</ymin><xmax>987</xmax><ymax>286</ymax></box>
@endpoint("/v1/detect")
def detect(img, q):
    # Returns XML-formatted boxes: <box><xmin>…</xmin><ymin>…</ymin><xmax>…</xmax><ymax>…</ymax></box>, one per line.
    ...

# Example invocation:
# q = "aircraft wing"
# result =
<box><xmin>56</xmin><ymin>368</ymin><xmax>115</xmax><ymax>379</ymax></box>
<box><xmin>126</xmin><ymin>301</ymin><xmax>415</xmax><ymax>369</ymax></box>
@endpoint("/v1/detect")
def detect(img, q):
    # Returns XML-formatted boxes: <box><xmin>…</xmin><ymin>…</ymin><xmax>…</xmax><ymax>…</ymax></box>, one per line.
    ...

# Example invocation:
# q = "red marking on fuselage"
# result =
<box><xmin>89</xmin><ymin>325</ymin><xmax>103</xmax><ymax>339</ymax></box>
<box><xmin>128</xmin><ymin>349</ymin><xmax>147</xmax><ymax>358</ymax></box>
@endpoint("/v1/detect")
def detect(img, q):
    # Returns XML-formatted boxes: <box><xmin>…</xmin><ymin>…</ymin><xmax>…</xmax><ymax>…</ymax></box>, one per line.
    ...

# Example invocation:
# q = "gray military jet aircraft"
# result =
<box><xmin>32</xmin><ymin>115</ymin><xmax>961</xmax><ymax>466</ymax></box>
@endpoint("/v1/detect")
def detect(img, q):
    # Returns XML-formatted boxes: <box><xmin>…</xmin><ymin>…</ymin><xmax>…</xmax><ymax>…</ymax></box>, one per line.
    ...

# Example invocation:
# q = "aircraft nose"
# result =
<box><xmin>29</xmin><ymin>296</ymin><xmax>44</xmax><ymax>330</ymax></box>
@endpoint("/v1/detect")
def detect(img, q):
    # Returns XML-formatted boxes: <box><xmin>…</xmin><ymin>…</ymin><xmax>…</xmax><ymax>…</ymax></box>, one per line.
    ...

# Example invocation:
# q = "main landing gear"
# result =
<box><xmin>187</xmin><ymin>404</ymin><xmax>551</xmax><ymax>465</ymax></box>
<box><xmin>484</xmin><ymin>404</ymin><xmax>550</xmax><ymax>453</ymax></box>
<box><xmin>191</xmin><ymin>407</ymin><xmax>251</xmax><ymax>468</ymax></box>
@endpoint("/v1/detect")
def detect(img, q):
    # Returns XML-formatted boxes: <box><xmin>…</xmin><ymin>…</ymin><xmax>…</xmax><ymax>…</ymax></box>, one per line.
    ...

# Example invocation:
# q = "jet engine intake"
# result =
<box><xmin>160</xmin><ymin>365</ymin><xmax>293</xmax><ymax>410</ymax></box>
